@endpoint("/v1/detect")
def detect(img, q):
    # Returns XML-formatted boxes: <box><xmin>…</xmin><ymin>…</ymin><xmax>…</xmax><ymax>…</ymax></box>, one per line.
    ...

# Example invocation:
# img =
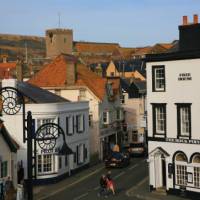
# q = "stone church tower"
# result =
<box><xmin>45</xmin><ymin>28</ymin><xmax>73</xmax><ymax>59</ymax></box>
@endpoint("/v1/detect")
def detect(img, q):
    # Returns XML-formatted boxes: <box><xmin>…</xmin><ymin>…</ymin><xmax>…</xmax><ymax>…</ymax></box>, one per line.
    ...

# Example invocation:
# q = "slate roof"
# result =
<box><xmin>120</xmin><ymin>78</ymin><xmax>146</xmax><ymax>95</ymax></box>
<box><xmin>29</xmin><ymin>54</ymin><xmax>120</xmax><ymax>101</ymax></box>
<box><xmin>133</xmin><ymin>81</ymin><xmax>146</xmax><ymax>94</ymax></box>
<box><xmin>17</xmin><ymin>81</ymin><xmax>69</xmax><ymax>103</ymax></box>
<box><xmin>113</xmin><ymin>59</ymin><xmax>146</xmax><ymax>76</ymax></box>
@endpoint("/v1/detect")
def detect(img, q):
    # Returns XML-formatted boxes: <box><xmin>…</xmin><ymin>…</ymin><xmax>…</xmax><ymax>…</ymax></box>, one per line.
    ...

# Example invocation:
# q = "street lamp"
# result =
<box><xmin>0</xmin><ymin>87</ymin><xmax>73</xmax><ymax>200</ymax></box>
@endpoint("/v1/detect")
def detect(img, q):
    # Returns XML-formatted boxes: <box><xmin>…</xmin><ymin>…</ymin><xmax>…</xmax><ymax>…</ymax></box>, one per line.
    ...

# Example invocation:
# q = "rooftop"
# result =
<box><xmin>29</xmin><ymin>54</ymin><xmax>120</xmax><ymax>101</ymax></box>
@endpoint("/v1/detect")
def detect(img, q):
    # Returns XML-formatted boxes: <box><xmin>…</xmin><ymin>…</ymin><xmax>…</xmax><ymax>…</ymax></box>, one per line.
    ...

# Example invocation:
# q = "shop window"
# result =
<box><xmin>176</xmin><ymin>165</ymin><xmax>187</xmax><ymax>186</ymax></box>
<box><xmin>194</xmin><ymin>167</ymin><xmax>200</xmax><ymax>188</ymax></box>
<box><xmin>175</xmin><ymin>152</ymin><xmax>187</xmax><ymax>186</ymax></box>
<box><xmin>37</xmin><ymin>154</ymin><xmax>53</xmax><ymax>174</ymax></box>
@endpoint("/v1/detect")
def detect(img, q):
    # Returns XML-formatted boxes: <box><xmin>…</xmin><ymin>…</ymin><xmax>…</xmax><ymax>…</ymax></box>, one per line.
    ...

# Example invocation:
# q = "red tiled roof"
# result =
<box><xmin>29</xmin><ymin>54</ymin><xmax>118</xmax><ymax>100</ymax></box>
<box><xmin>0</xmin><ymin>62</ymin><xmax>17</xmax><ymax>79</ymax></box>
<box><xmin>74</xmin><ymin>42</ymin><xmax>120</xmax><ymax>53</ymax></box>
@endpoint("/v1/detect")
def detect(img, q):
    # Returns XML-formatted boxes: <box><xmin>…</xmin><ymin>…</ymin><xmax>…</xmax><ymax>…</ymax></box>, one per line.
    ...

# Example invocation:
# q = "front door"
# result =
<box><xmin>162</xmin><ymin>157</ymin><xmax>166</xmax><ymax>187</ymax></box>
<box><xmin>154</xmin><ymin>153</ymin><xmax>167</xmax><ymax>189</ymax></box>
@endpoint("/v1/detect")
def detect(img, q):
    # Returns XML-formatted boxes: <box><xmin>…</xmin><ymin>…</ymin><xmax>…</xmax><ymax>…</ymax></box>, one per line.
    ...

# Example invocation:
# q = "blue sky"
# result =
<box><xmin>1</xmin><ymin>0</ymin><xmax>200</xmax><ymax>47</ymax></box>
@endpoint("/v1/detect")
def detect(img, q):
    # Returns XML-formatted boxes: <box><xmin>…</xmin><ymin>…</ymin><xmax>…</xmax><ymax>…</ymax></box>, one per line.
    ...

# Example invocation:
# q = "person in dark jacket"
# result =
<box><xmin>98</xmin><ymin>174</ymin><xmax>108</xmax><ymax>197</ymax></box>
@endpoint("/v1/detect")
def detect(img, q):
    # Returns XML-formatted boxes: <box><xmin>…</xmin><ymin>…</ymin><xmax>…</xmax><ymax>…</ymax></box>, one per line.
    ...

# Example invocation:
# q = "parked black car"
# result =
<box><xmin>129</xmin><ymin>142</ymin><xmax>146</xmax><ymax>156</ymax></box>
<box><xmin>105</xmin><ymin>151</ymin><xmax>130</xmax><ymax>168</ymax></box>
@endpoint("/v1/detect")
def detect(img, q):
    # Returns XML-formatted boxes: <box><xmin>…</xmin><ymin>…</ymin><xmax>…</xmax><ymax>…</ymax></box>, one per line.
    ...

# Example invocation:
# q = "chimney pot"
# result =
<box><xmin>183</xmin><ymin>16</ymin><xmax>188</xmax><ymax>25</ymax></box>
<box><xmin>193</xmin><ymin>14</ymin><xmax>198</xmax><ymax>24</ymax></box>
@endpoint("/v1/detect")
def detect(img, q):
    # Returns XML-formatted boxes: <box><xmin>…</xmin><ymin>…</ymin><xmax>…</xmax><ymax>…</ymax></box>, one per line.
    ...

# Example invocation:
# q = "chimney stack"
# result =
<box><xmin>193</xmin><ymin>14</ymin><xmax>198</xmax><ymax>24</ymax></box>
<box><xmin>16</xmin><ymin>59</ymin><xmax>23</xmax><ymax>82</ymax></box>
<box><xmin>179</xmin><ymin>14</ymin><xmax>200</xmax><ymax>51</ymax></box>
<box><xmin>183</xmin><ymin>16</ymin><xmax>188</xmax><ymax>25</ymax></box>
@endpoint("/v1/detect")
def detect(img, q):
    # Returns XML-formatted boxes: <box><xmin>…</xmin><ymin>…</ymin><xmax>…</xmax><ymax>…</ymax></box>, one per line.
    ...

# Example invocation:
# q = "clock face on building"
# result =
<box><xmin>36</xmin><ymin>123</ymin><xmax>61</xmax><ymax>151</ymax></box>
<box><xmin>0</xmin><ymin>87</ymin><xmax>23</xmax><ymax>115</ymax></box>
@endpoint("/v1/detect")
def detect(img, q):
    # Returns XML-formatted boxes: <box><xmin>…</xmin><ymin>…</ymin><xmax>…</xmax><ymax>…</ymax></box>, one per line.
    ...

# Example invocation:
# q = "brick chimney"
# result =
<box><xmin>193</xmin><ymin>14</ymin><xmax>198</xmax><ymax>24</ymax></box>
<box><xmin>183</xmin><ymin>16</ymin><xmax>188</xmax><ymax>25</ymax></box>
<box><xmin>66</xmin><ymin>59</ymin><xmax>77</xmax><ymax>86</ymax></box>
<box><xmin>179</xmin><ymin>14</ymin><xmax>200</xmax><ymax>51</ymax></box>
<box><xmin>16</xmin><ymin>59</ymin><xmax>23</xmax><ymax>81</ymax></box>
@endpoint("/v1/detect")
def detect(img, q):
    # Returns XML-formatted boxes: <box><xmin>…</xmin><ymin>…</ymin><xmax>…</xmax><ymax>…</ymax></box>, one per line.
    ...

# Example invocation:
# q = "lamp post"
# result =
<box><xmin>0</xmin><ymin>87</ymin><xmax>72</xmax><ymax>200</ymax></box>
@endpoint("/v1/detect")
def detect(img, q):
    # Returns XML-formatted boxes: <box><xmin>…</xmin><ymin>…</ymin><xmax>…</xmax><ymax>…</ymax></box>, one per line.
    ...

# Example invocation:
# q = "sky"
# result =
<box><xmin>1</xmin><ymin>0</ymin><xmax>200</xmax><ymax>47</ymax></box>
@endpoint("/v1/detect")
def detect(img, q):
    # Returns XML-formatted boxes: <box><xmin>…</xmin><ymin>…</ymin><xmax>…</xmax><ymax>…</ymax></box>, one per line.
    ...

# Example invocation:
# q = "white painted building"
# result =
<box><xmin>147</xmin><ymin>15</ymin><xmax>200</xmax><ymax>198</ymax></box>
<box><xmin>0</xmin><ymin>122</ymin><xmax>18</xmax><ymax>188</ymax></box>
<box><xmin>2</xmin><ymin>79</ymin><xmax>89</xmax><ymax>183</ymax></box>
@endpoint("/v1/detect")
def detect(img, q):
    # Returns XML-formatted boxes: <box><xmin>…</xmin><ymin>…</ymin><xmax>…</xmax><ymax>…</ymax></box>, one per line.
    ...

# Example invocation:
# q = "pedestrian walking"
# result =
<box><xmin>98</xmin><ymin>174</ymin><xmax>108</xmax><ymax>198</ymax></box>
<box><xmin>106</xmin><ymin>171</ymin><xmax>115</xmax><ymax>195</ymax></box>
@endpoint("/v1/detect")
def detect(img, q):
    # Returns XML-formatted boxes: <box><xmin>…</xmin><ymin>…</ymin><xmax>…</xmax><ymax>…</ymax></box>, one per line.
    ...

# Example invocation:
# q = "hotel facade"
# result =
<box><xmin>147</xmin><ymin>15</ymin><xmax>200</xmax><ymax>198</ymax></box>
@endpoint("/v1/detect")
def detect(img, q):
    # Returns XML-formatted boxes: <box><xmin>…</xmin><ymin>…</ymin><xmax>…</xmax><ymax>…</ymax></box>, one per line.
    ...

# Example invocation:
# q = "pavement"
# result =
<box><xmin>127</xmin><ymin>176</ymin><xmax>192</xmax><ymax>200</ymax></box>
<box><xmin>33</xmin><ymin>162</ymin><xmax>105</xmax><ymax>200</ymax></box>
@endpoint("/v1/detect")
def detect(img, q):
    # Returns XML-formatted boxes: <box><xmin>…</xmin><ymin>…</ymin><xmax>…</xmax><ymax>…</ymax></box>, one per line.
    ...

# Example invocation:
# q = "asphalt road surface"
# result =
<box><xmin>45</xmin><ymin>157</ymin><xmax>148</xmax><ymax>200</ymax></box>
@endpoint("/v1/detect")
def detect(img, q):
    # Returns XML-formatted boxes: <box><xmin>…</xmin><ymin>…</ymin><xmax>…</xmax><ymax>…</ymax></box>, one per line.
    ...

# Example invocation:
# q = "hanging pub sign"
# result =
<box><xmin>178</xmin><ymin>73</ymin><xmax>192</xmax><ymax>81</ymax></box>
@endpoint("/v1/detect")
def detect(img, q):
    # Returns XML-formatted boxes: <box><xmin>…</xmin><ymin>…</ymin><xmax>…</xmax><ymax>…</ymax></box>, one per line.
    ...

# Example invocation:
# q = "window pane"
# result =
<box><xmin>155</xmin><ymin>67</ymin><xmax>165</xmax><ymax>90</ymax></box>
<box><xmin>180</xmin><ymin>107</ymin><xmax>190</xmax><ymax>136</ymax></box>
<box><xmin>156</xmin><ymin>106</ymin><xmax>165</xmax><ymax>133</ymax></box>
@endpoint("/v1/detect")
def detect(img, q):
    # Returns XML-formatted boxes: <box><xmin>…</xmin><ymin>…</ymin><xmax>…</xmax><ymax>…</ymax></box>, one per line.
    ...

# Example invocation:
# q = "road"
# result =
<box><xmin>43</xmin><ymin>157</ymin><xmax>148</xmax><ymax>200</ymax></box>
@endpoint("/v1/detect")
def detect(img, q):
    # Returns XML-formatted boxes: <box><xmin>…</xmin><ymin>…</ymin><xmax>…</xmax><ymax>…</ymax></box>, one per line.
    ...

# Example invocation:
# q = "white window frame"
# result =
<box><xmin>155</xmin><ymin>107</ymin><xmax>165</xmax><ymax>134</ymax></box>
<box><xmin>154</xmin><ymin>66</ymin><xmax>165</xmax><ymax>91</ymax></box>
<box><xmin>175</xmin><ymin>162</ymin><xmax>187</xmax><ymax>186</ymax></box>
<box><xmin>180</xmin><ymin>107</ymin><xmax>190</xmax><ymax>136</ymax></box>
<box><xmin>76</xmin><ymin>114</ymin><xmax>84</xmax><ymax>133</ymax></box>
<box><xmin>37</xmin><ymin>154</ymin><xmax>54</xmax><ymax>175</ymax></box>
<box><xmin>194</xmin><ymin>166</ymin><xmax>200</xmax><ymax>188</ymax></box>
<box><xmin>37</xmin><ymin>117</ymin><xmax>57</xmax><ymax>129</ymax></box>
<box><xmin>66</xmin><ymin>115</ymin><xmax>74</xmax><ymax>135</ymax></box>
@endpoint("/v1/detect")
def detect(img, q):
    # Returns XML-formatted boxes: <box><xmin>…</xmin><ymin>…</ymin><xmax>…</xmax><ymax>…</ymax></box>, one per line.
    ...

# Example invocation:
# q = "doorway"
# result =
<box><xmin>154</xmin><ymin>153</ymin><xmax>166</xmax><ymax>189</ymax></box>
